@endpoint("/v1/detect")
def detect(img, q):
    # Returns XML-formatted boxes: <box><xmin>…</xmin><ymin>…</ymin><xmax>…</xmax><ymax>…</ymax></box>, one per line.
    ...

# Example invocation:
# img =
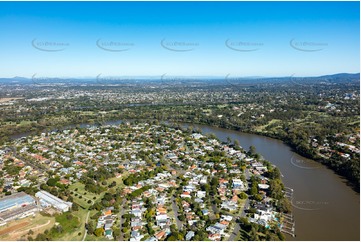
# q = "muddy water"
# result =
<box><xmin>185</xmin><ymin>123</ymin><xmax>359</xmax><ymax>241</ymax></box>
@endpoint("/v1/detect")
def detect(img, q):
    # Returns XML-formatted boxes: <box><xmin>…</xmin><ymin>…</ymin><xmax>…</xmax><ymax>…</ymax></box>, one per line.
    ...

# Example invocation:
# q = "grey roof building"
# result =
<box><xmin>0</xmin><ymin>192</ymin><xmax>35</xmax><ymax>213</ymax></box>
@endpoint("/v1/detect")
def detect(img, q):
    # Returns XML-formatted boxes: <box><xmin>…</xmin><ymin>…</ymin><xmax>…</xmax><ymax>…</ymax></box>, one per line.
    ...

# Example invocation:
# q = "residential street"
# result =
<box><xmin>82</xmin><ymin>211</ymin><xmax>90</xmax><ymax>241</ymax></box>
<box><xmin>228</xmin><ymin>222</ymin><xmax>240</xmax><ymax>241</ymax></box>
<box><xmin>118</xmin><ymin>199</ymin><xmax>126</xmax><ymax>241</ymax></box>
<box><xmin>171</xmin><ymin>196</ymin><xmax>183</xmax><ymax>230</ymax></box>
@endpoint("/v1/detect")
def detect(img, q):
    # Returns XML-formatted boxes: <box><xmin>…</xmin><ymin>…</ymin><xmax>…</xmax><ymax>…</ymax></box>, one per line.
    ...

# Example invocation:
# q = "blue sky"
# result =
<box><xmin>0</xmin><ymin>1</ymin><xmax>359</xmax><ymax>78</ymax></box>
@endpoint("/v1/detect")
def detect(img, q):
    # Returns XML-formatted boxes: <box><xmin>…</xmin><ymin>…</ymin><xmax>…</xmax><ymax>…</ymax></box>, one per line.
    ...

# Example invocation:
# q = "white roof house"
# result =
<box><xmin>197</xmin><ymin>191</ymin><xmax>206</xmax><ymax>198</ymax></box>
<box><xmin>258</xmin><ymin>184</ymin><xmax>270</xmax><ymax>190</ymax></box>
<box><xmin>35</xmin><ymin>190</ymin><xmax>72</xmax><ymax>212</ymax></box>
<box><xmin>232</xmin><ymin>179</ymin><xmax>244</xmax><ymax>189</ymax></box>
<box><xmin>185</xmin><ymin>231</ymin><xmax>195</xmax><ymax>241</ymax></box>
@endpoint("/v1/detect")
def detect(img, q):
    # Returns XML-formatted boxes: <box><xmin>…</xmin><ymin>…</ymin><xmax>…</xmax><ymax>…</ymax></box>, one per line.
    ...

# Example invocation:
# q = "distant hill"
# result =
<box><xmin>0</xmin><ymin>76</ymin><xmax>30</xmax><ymax>83</ymax></box>
<box><xmin>0</xmin><ymin>73</ymin><xmax>359</xmax><ymax>84</ymax></box>
<box><xmin>318</xmin><ymin>73</ymin><xmax>359</xmax><ymax>79</ymax></box>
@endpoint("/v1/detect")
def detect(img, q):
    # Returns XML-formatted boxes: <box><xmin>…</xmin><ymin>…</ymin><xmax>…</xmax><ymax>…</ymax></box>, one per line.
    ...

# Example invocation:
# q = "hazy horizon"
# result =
<box><xmin>1</xmin><ymin>72</ymin><xmax>360</xmax><ymax>80</ymax></box>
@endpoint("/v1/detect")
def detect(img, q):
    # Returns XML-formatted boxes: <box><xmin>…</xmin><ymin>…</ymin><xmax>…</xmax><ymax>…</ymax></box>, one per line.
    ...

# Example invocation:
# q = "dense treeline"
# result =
<box><xmin>123</xmin><ymin>166</ymin><xmax>165</xmax><ymax>186</ymax></box>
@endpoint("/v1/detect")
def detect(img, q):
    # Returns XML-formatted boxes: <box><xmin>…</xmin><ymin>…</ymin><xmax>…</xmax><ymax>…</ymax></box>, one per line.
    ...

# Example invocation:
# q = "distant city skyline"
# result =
<box><xmin>0</xmin><ymin>1</ymin><xmax>359</xmax><ymax>77</ymax></box>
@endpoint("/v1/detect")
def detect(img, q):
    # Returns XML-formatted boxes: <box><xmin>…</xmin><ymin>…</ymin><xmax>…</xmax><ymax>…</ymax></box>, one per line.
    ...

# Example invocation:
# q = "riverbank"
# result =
<box><xmin>178</xmin><ymin>123</ymin><xmax>360</xmax><ymax>241</ymax></box>
<box><xmin>171</xmin><ymin>119</ymin><xmax>360</xmax><ymax>192</ymax></box>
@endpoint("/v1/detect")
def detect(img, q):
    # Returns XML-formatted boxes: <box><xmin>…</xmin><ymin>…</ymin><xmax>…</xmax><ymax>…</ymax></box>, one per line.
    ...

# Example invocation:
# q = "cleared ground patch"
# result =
<box><xmin>0</xmin><ymin>221</ymin><xmax>29</xmax><ymax>236</ymax></box>
<box><xmin>0</xmin><ymin>97</ymin><xmax>23</xmax><ymax>103</ymax></box>
<box><xmin>0</xmin><ymin>213</ymin><xmax>56</xmax><ymax>241</ymax></box>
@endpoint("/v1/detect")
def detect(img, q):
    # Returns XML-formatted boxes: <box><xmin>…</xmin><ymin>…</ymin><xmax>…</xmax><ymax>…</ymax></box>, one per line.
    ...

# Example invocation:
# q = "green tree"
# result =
<box><xmin>46</xmin><ymin>178</ymin><xmax>57</xmax><ymax>187</ymax></box>
<box><xmin>248</xmin><ymin>145</ymin><xmax>256</xmax><ymax>156</ymax></box>
<box><xmin>94</xmin><ymin>228</ymin><xmax>104</xmax><ymax>237</ymax></box>
<box><xmin>72</xmin><ymin>203</ymin><xmax>79</xmax><ymax>211</ymax></box>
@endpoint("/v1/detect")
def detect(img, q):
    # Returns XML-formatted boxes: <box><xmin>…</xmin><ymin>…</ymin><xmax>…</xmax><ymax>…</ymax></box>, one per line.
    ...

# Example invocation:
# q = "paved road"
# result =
<box><xmin>171</xmin><ymin>196</ymin><xmax>183</xmax><ymax>230</ymax></box>
<box><xmin>118</xmin><ymin>199</ymin><xmax>126</xmax><ymax>241</ymax></box>
<box><xmin>245</xmin><ymin>169</ymin><xmax>251</xmax><ymax>180</ymax></box>
<box><xmin>10</xmin><ymin>146</ymin><xmax>47</xmax><ymax>173</ymax></box>
<box><xmin>211</xmin><ymin>203</ymin><xmax>219</xmax><ymax>215</ymax></box>
<box><xmin>228</xmin><ymin>196</ymin><xmax>250</xmax><ymax>241</ymax></box>
<box><xmin>228</xmin><ymin>222</ymin><xmax>240</xmax><ymax>241</ymax></box>
<box><xmin>240</xmin><ymin>199</ymin><xmax>250</xmax><ymax>218</ymax></box>
<box><xmin>82</xmin><ymin>211</ymin><xmax>90</xmax><ymax>241</ymax></box>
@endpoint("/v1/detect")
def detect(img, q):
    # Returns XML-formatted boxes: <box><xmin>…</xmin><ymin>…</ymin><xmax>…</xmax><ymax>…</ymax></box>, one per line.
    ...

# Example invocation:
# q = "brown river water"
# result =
<box><xmin>185</xmin><ymin>123</ymin><xmax>360</xmax><ymax>241</ymax></box>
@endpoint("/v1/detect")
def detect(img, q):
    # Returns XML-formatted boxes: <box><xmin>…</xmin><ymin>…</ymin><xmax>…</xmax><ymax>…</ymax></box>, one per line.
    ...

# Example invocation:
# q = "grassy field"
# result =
<box><xmin>18</xmin><ymin>120</ymin><xmax>36</xmax><ymax>126</ymax></box>
<box><xmin>73</xmin><ymin>111</ymin><xmax>96</xmax><ymax>115</ymax></box>
<box><xmin>69</xmin><ymin>182</ymin><xmax>104</xmax><ymax>209</ymax></box>
<box><xmin>56</xmin><ymin>209</ymin><xmax>88</xmax><ymax>241</ymax></box>
<box><xmin>255</xmin><ymin>119</ymin><xmax>281</xmax><ymax>132</ymax></box>
<box><xmin>3</xmin><ymin>120</ymin><xmax>36</xmax><ymax>126</ymax></box>
<box><xmin>85</xmin><ymin>233</ymin><xmax>108</xmax><ymax>241</ymax></box>
<box><xmin>106</xmin><ymin>171</ymin><xmax>129</xmax><ymax>189</ymax></box>
<box><xmin>69</xmin><ymin>171</ymin><xmax>128</xmax><ymax>209</ymax></box>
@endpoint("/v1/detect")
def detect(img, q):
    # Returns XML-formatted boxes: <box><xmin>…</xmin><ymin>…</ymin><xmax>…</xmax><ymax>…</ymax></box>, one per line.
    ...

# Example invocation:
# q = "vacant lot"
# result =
<box><xmin>0</xmin><ymin>221</ymin><xmax>29</xmax><ymax>236</ymax></box>
<box><xmin>0</xmin><ymin>97</ymin><xmax>23</xmax><ymax>103</ymax></box>
<box><xmin>0</xmin><ymin>213</ymin><xmax>55</xmax><ymax>240</ymax></box>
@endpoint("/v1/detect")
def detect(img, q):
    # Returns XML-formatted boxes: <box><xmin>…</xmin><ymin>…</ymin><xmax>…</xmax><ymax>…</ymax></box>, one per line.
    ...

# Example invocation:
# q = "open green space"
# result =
<box><xmin>69</xmin><ymin>182</ymin><xmax>104</xmax><ymax>209</ymax></box>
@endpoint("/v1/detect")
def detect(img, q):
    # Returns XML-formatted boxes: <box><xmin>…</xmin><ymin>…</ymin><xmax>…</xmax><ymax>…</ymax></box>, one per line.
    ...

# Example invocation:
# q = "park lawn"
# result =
<box><xmin>70</xmin><ymin>171</ymin><xmax>129</xmax><ymax>209</ymax></box>
<box><xmin>216</xmin><ymin>104</ymin><xmax>228</xmax><ymax>108</ymax></box>
<box><xmin>255</xmin><ymin>119</ymin><xmax>281</xmax><ymax>132</ymax></box>
<box><xmin>106</xmin><ymin>171</ymin><xmax>129</xmax><ymax>189</ymax></box>
<box><xmin>55</xmin><ymin>212</ymin><xmax>79</xmax><ymax>233</ymax></box>
<box><xmin>85</xmin><ymin>233</ymin><xmax>107</xmax><ymax>241</ymax></box>
<box><xmin>72</xmin><ymin>193</ymin><xmax>95</xmax><ymax>209</ymax></box>
<box><xmin>57</xmin><ymin>209</ymin><xmax>88</xmax><ymax>241</ymax></box>
<box><xmin>19</xmin><ymin>120</ymin><xmax>36</xmax><ymax>127</ymax></box>
<box><xmin>74</xmin><ymin>111</ymin><xmax>96</xmax><ymax>115</ymax></box>
<box><xmin>69</xmin><ymin>182</ymin><xmax>104</xmax><ymax>209</ymax></box>
<box><xmin>300</xmin><ymin>111</ymin><xmax>331</xmax><ymax>123</ymax></box>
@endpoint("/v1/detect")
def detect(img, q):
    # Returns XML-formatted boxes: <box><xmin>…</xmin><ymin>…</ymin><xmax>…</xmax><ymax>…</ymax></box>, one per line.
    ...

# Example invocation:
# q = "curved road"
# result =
<box><xmin>82</xmin><ymin>211</ymin><xmax>90</xmax><ymax>241</ymax></box>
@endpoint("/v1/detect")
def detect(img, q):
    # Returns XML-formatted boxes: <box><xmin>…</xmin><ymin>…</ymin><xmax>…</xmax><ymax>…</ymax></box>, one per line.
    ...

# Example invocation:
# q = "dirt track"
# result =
<box><xmin>0</xmin><ymin>98</ymin><xmax>22</xmax><ymax>103</ymax></box>
<box><xmin>0</xmin><ymin>221</ymin><xmax>29</xmax><ymax>236</ymax></box>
